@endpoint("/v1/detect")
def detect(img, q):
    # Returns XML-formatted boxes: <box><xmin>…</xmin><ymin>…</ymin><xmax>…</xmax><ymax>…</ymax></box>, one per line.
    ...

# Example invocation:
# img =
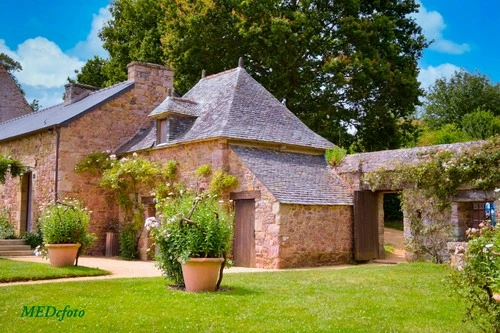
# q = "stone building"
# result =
<box><xmin>0</xmin><ymin>62</ymin><xmax>354</xmax><ymax>268</ymax></box>
<box><xmin>0</xmin><ymin>64</ymin><xmax>32</xmax><ymax>123</ymax></box>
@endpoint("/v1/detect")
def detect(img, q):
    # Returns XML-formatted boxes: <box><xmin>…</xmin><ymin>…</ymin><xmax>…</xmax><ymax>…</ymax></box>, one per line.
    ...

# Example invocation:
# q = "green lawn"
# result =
<box><xmin>0</xmin><ymin>263</ymin><xmax>474</xmax><ymax>332</ymax></box>
<box><xmin>0</xmin><ymin>258</ymin><xmax>110</xmax><ymax>282</ymax></box>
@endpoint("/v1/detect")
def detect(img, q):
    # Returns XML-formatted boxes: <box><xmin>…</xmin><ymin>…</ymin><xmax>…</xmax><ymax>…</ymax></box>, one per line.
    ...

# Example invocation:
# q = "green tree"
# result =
<box><xmin>98</xmin><ymin>0</ymin><xmax>165</xmax><ymax>86</ymax></box>
<box><xmin>92</xmin><ymin>0</ymin><xmax>427</xmax><ymax>151</ymax></box>
<box><xmin>0</xmin><ymin>53</ymin><xmax>24</xmax><ymax>95</ymax></box>
<box><xmin>423</xmin><ymin>70</ymin><xmax>500</xmax><ymax>129</ymax></box>
<box><xmin>74</xmin><ymin>56</ymin><xmax>108</xmax><ymax>88</ymax></box>
<box><xmin>461</xmin><ymin>108</ymin><xmax>500</xmax><ymax>140</ymax></box>
<box><xmin>161</xmin><ymin>0</ymin><xmax>427</xmax><ymax>151</ymax></box>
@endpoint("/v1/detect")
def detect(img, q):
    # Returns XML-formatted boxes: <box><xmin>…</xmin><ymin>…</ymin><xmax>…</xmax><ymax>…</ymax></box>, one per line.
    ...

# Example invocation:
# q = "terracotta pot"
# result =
<box><xmin>45</xmin><ymin>243</ymin><xmax>81</xmax><ymax>267</ymax></box>
<box><xmin>180</xmin><ymin>257</ymin><xmax>224</xmax><ymax>292</ymax></box>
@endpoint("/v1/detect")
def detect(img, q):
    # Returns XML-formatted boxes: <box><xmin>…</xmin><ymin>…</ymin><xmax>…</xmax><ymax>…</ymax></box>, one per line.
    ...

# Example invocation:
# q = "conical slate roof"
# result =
<box><xmin>120</xmin><ymin>67</ymin><xmax>332</xmax><ymax>152</ymax></box>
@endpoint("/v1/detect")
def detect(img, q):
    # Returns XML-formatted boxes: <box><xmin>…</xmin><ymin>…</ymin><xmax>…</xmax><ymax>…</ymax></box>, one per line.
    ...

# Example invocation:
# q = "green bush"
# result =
<box><xmin>119</xmin><ymin>223</ymin><xmax>139</xmax><ymax>260</ymax></box>
<box><xmin>450</xmin><ymin>224</ymin><xmax>500</xmax><ymax>332</ymax></box>
<box><xmin>38</xmin><ymin>198</ymin><xmax>96</xmax><ymax>260</ymax></box>
<box><xmin>23</xmin><ymin>223</ymin><xmax>43</xmax><ymax>249</ymax></box>
<box><xmin>0</xmin><ymin>209</ymin><xmax>16</xmax><ymax>239</ymax></box>
<box><xmin>325</xmin><ymin>146</ymin><xmax>347</xmax><ymax>166</ymax></box>
<box><xmin>151</xmin><ymin>192</ymin><xmax>233</xmax><ymax>285</ymax></box>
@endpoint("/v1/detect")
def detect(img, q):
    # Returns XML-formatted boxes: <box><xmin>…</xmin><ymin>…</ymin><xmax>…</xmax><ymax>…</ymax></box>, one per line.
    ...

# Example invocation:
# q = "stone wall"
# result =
<box><xmin>0</xmin><ymin>65</ymin><xmax>32</xmax><ymax>124</ymax></box>
<box><xmin>57</xmin><ymin>63</ymin><xmax>173</xmax><ymax>254</ymax></box>
<box><xmin>277</xmin><ymin>204</ymin><xmax>353</xmax><ymax>268</ymax></box>
<box><xmin>0</xmin><ymin>132</ymin><xmax>57</xmax><ymax>234</ymax></box>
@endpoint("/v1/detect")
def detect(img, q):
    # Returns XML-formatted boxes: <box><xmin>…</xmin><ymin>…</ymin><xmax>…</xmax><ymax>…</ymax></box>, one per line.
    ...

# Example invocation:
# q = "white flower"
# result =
<box><xmin>144</xmin><ymin>216</ymin><xmax>159</xmax><ymax>230</ymax></box>
<box><xmin>110</xmin><ymin>154</ymin><xmax>117</xmax><ymax>160</ymax></box>
<box><xmin>133</xmin><ymin>152</ymin><xmax>138</xmax><ymax>157</ymax></box>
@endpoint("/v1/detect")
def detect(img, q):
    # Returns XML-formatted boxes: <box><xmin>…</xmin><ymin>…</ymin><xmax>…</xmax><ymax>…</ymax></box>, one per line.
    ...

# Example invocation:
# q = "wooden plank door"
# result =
<box><xmin>354</xmin><ymin>191</ymin><xmax>379</xmax><ymax>261</ymax></box>
<box><xmin>233</xmin><ymin>199</ymin><xmax>255</xmax><ymax>267</ymax></box>
<box><xmin>20</xmin><ymin>172</ymin><xmax>33</xmax><ymax>233</ymax></box>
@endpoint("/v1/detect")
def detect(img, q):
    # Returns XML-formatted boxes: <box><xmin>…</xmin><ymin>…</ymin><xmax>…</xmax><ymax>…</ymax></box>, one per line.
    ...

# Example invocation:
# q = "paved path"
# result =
<box><xmin>1</xmin><ymin>255</ymin><xmax>278</xmax><ymax>286</ymax></box>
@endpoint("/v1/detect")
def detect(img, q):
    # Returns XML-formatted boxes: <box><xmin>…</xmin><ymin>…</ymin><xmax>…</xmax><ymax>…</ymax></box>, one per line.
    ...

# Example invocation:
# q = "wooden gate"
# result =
<box><xmin>233</xmin><ymin>199</ymin><xmax>255</xmax><ymax>267</ymax></box>
<box><xmin>354</xmin><ymin>191</ymin><xmax>379</xmax><ymax>261</ymax></box>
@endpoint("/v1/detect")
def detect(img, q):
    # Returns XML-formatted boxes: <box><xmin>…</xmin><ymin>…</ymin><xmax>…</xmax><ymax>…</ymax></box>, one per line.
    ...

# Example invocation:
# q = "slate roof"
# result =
<box><xmin>231</xmin><ymin>145</ymin><xmax>353</xmax><ymax>205</ymax></box>
<box><xmin>0</xmin><ymin>81</ymin><xmax>134</xmax><ymax>141</ymax></box>
<box><xmin>149</xmin><ymin>96</ymin><xmax>199</xmax><ymax>118</ymax></box>
<box><xmin>120</xmin><ymin>67</ymin><xmax>332</xmax><ymax>152</ymax></box>
<box><xmin>337</xmin><ymin>141</ymin><xmax>485</xmax><ymax>173</ymax></box>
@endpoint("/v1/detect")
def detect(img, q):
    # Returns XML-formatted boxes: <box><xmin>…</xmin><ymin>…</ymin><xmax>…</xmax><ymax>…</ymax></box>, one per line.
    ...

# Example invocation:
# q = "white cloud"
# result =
<box><xmin>15</xmin><ymin>37</ymin><xmax>84</xmax><ymax>88</ymax></box>
<box><xmin>413</xmin><ymin>1</ymin><xmax>470</xmax><ymax>55</ymax></box>
<box><xmin>68</xmin><ymin>6</ymin><xmax>110</xmax><ymax>59</ymax></box>
<box><xmin>0</xmin><ymin>6</ymin><xmax>110</xmax><ymax>108</ymax></box>
<box><xmin>418</xmin><ymin>63</ymin><xmax>462</xmax><ymax>91</ymax></box>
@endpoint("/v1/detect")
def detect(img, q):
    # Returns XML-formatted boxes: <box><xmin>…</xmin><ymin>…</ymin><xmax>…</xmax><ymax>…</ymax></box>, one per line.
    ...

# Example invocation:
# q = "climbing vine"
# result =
<box><xmin>363</xmin><ymin>136</ymin><xmax>500</xmax><ymax>262</ymax></box>
<box><xmin>0</xmin><ymin>154</ymin><xmax>26</xmax><ymax>184</ymax></box>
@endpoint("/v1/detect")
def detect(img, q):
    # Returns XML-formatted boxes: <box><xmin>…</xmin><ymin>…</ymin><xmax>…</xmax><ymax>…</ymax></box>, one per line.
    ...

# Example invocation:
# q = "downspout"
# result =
<box><xmin>54</xmin><ymin>126</ymin><xmax>61</xmax><ymax>201</ymax></box>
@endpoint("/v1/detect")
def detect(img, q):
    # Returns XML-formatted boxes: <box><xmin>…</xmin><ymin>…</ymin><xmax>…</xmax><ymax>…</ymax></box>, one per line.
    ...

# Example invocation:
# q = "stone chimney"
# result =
<box><xmin>64</xmin><ymin>83</ymin><xmax>99</xmax><ymax>105</ymax></box>
<box><xmin>127</xmin><ymin>62</ymin><xmax>174</xmax><ymax>96</ymax></box>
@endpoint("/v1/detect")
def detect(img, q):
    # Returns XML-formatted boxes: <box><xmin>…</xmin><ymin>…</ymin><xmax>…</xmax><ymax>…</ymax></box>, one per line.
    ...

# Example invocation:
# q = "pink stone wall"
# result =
<box><xmin>277</xmin><ymin>204</ymin><xmax>353</xmax><ymax>268</ymax></box>
<box><xmin>0</xmin><ymin>132</ymin><xmax>57</xmax><ymax>234</ymax></box>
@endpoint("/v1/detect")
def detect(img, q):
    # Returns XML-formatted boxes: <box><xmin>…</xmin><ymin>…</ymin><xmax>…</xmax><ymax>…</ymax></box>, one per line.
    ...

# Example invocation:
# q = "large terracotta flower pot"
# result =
<box><xmin>180</xmin><ymin>257</ymin><xmax>224</xmax><ymax>292</ymax></box>
<box><xmin>45</xmin><ymin>243</ymin><xmax>81</xmax><ymax>267</ymax></box>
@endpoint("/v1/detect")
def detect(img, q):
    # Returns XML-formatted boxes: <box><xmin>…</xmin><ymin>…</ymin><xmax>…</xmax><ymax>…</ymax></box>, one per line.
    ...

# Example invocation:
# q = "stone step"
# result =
<box><xmin>0</xmin><ymin>250</ymin><xmax>35</xmax><ymax>256</ymax></box>
<box><xmin>0</xmin><ymin>239</ymin><xmax>26</xmax><ymax>246</ymax></box>
<box><xmin>0</xmin><ymin>239</ymin><xmax>34</xmax><ymax>256</ymax></box>
<box><xmin>0</xmin><ymin>245</ymin><xmax>32</xmax><ymax>251</ymax></box>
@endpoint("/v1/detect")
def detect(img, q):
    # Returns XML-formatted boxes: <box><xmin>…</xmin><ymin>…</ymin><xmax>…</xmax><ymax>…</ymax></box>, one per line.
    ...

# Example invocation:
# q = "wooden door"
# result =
<box><xmin>20</xmin><ymin>172</ymin><xmax>33</xmax><ymax>233</ymax></box>
<box><xmin>354</xmin><ymin>191</ymin><xmax>379</xmax><ymax>261</ymax></box>
<box><xmin>233</xmin><ymin>199</ymin><xmax>255</xmax><ymax>267</ymax></box>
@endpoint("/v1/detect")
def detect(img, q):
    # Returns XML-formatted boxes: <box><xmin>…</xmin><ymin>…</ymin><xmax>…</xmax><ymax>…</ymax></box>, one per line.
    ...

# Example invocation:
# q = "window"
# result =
<box><xmin>471</xmin><ymin>201</ymin><xmax>496</xmax><ymax>228</ymax></box>
<box><xmin>157</xmin><ymin>118</ymin><xmax>169</xmax><ymax>144</ymax></box>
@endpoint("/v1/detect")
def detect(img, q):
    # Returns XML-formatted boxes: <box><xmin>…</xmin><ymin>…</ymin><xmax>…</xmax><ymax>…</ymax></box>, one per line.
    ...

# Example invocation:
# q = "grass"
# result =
<box><xmin>0</xmin><ymin>263</ymin><xmax>475</xmax><ymax>332</ymax></box>
<box><xmin>0</xmin><ymin>258</ymin><xmax>110</xmax><ymax>283</ymax></box>
<box><xmin>385</xmin><ymin>219</ymin><xmax>404</xmax><ymax>231</ymax></box>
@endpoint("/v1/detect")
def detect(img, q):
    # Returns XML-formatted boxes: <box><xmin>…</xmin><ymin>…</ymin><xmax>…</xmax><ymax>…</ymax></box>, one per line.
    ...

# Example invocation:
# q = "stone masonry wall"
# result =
<box><xmin>0</xmin><ymin>132</ymin><xmax>57</xmax><ymax>234</ymax></box>
<box><xmin>227</xmin><ymin>147</ymin><xmax>280</xmax><ymax>268</ymax></box>
<box><xmin>51</xmin><ymin>63</ymin><xmax>172</xmax><ymax>254</ymax></box>
<box><xmin>277</xmin><ymin>204</ymin><xmax>353</xmax><ymax>268</ymax></box>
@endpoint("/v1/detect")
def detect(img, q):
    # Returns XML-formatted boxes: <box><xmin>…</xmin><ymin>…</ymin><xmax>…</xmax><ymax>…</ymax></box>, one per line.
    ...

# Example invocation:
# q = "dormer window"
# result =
<box><xmin>156</xmin><ymin>115</ymin><xmax>196</xmax><ymax>144</ymax></box>
<box><xmin>148</xmin><ymin>94</ymin><xmax>199</xmax><ymax>145</ymax></box>
<box><xmin>157</xmin><ymin>118</ymin><xmax>169</xmax><ymax>144</ymax></box>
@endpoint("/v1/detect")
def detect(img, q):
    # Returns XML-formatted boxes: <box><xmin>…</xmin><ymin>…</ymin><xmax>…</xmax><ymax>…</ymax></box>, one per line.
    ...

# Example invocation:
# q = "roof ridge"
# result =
<box><xmin>200</xmin><ymin>67</ymin><xmax>239</xmax><ymax>81</ymax></box>
<box><xmin>88</xmin><ymin>80</ymin><xmax>132</xmax><ymax>97</ymax></box>
<box><xmin>217</xmin><ymin>67</ymin><xmax>244</xmax><ymax>135</ymax></box>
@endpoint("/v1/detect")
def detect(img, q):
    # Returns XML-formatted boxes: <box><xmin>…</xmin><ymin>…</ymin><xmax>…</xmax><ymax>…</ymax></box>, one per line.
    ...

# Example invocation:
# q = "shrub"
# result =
<box><xmin>119</xmin><ymin>223</ymin><xmax>139</xmax><ymax>260</ymax></box>
<box><xmin>450</xmin><ymin>223</ymin><xmax>500</xmax><ymax>332</ymax></box>
<box><xmin>23</xmin><ymin>223</ymin><xmax>43</xmax><ymax>249</ymax></box>
<box><xmin>195</xmin><ymin>164</ymin><xmax>212</xmax><ymax>178</ymax></box>
<box><xmin>38</xmin><ymin>198</ymin><xmax>96</xmax><ymax>263</ymax></box>
<box><xmin>0</xmin><ymin>209</ymin><xmax>16</xmax><ymax>239</ymax></box>
<box><xmin>209</xmin><ymin>170</ymin><xmax>238</xmax><ymax>196</ymax></box>
<box><xmin>150</xmin><ymin>192</ymin><xmax>233</xmax><ymax>286</ymax></box>
<box><xmin>325</xmin><ymin>146</ymin><xmax>347</xmax><ymax>166</ymax></box>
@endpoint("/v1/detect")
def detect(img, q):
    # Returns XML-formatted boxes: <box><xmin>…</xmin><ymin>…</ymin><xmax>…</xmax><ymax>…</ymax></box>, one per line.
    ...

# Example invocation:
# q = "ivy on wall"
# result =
<box><xmin>0</xmin><ymin>154</ymin><xmax>26</xmax><ymax>184</ymax></box>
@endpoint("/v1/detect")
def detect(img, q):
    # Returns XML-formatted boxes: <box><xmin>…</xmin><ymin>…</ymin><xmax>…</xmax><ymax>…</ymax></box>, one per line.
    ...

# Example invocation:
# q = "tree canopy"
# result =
<box><xmin>423</xmin><ymin>70</ymin><xmax>500</xmax><ymax>129</ymax></box>
<box><xmin>84</xmin><ymin>0</ymin><xmax>428</xmax><ymax>152</ymax></box>
<box><xmin>419</xmin><ymin>70</ymin><xmax>500</xmax><ymax>144</ymax></box>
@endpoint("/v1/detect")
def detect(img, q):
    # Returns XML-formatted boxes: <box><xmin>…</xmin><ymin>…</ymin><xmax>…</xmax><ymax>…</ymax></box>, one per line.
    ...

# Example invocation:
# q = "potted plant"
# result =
<box><xmin>148</xmin><ymin>192</ymin><xmax>233</xmax><ymax>292</ymax></box>
<box><xmin>37</xmin><ymin>198</ymin><xmax>96</xmax><ymax>267</ymax></box>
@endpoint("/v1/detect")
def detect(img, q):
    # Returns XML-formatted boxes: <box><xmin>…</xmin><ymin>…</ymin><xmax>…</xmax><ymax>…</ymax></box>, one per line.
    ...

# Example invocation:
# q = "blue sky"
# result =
<box><xmin>1</xmin><ymin>0</ymin><xmax>499</xmax><ymax>109</ymax></box>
